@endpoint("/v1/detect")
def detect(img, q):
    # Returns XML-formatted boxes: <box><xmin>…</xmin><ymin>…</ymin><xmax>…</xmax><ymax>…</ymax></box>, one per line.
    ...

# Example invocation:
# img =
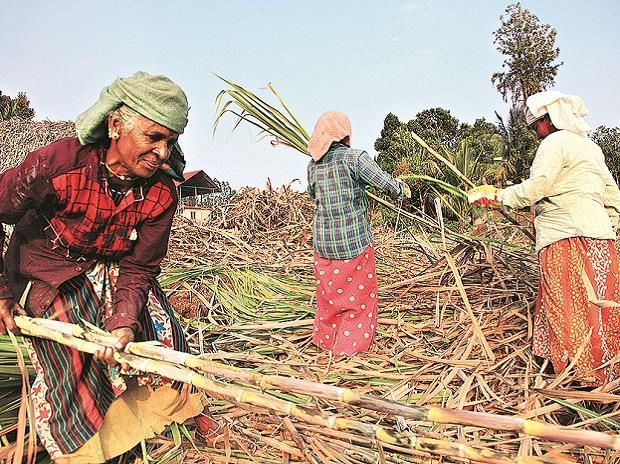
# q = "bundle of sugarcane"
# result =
<box><xmin>0</xmin><ymin>332</ymin><xmax>37</xmax><ymax>464</ymax></box>
<box><xmin>10</xmin><ymin>315</ymin><xmax>620</xmax><ymax>463</ymax></box>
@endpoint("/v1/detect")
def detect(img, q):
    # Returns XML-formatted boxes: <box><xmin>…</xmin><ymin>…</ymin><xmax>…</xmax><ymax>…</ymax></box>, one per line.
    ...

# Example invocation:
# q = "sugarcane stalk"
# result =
<box><xmin>408</xmin><ymin>130</ymin><xmax>536</xmax><ymax>243</ymax></box>
<box><xmin>13</xmin><ymin>315</ymin><xmax>565</xmax><ymax>464</ymax></box>
<box><xmin>131</xmin><ymin>336</ymin><xmax>620</xmax><ymax>450</ymax></box>
<box><xmin>410</xmin><ymin>131</ymin><xmax>473</xmax><ymax>188</ymax></box>
<box><xmin>15</xmin><ymin>316</ymin><xmax>620</xmax><ymax>452</ymax></box>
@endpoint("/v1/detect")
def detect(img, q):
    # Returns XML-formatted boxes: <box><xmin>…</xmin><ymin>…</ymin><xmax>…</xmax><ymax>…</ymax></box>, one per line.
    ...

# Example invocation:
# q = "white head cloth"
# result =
<box><xmin>525</xmin><ymin>90</ymin><xmax>591</xmax><ymax>135</ymax></box>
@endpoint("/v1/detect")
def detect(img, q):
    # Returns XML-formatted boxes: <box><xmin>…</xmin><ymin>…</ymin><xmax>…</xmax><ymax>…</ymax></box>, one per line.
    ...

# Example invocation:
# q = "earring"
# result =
<box><xmin>108</xmin><ymin>129</ymin><xmax>119</xmax><ymax>140</ymax></box>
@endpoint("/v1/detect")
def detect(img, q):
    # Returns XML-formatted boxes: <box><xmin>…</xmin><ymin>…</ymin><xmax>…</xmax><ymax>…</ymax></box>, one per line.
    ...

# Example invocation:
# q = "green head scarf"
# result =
<box><xmin>75</xmin><ymin>71</ymin><xmax>189</xmax><ymax>181</ymax></box>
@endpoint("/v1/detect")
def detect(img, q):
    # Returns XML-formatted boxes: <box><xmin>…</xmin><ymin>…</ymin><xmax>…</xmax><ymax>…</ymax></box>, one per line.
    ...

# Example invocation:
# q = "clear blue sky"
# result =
<box><xmin>2</xmin><ymin>1</ymin><xmax>619</xmax><ymax>189</ymax></box>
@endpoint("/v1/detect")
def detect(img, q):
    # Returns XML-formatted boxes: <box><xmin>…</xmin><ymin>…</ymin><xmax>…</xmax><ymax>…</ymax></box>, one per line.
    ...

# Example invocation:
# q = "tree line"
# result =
<box><xmin>2</xmin><ymin>3</ymin><xmax>618</xmax><ymax>213</ymax></box>
<box><xmin>373</xmin><ymin>2</ymin><xmax>620</xmax><ymax>219</ymax></box>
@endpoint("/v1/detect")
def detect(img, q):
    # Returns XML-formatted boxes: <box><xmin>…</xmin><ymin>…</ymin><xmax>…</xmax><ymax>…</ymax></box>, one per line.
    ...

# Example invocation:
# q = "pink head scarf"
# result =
<box><xmin>308</xmin><ymin>111</ymin><xmax>352</xmax><ymax>161</ymax></box>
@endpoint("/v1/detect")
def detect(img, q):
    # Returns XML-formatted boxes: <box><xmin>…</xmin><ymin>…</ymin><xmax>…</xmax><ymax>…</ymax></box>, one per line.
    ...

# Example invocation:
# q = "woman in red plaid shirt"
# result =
<box><xmin>0</xmin><ymin>72</ymin><xmax>216</xmax><ymax>462</ymax></box>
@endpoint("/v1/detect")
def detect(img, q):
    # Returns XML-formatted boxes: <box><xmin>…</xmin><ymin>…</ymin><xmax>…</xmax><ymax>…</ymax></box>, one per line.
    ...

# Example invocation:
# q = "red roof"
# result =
<box><xmin>173</xmin><ymin>170</ymin><xmax>201</xmax><ymax>186</ymax></box>
<box><xmin>173</xmin><ymin>169</ymin><xmax>221</xmax><ymax>197</ymax></box>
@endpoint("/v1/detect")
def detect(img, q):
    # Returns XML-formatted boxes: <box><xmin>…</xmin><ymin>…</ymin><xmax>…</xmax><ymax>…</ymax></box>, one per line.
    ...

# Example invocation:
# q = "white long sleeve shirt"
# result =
<box><xmin>502</xmin><ymin>130</ymin><xmax>620</xmax><ymax>252</ymax></box>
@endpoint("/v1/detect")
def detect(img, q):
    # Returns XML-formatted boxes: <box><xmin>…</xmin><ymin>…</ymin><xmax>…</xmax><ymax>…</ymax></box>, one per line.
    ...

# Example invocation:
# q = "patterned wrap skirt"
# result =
<box><xmin>533</xmin><ymin>237</ymin><xmax>620</xmax><ymax>385</ymax></box>
<box><xmin>312</xmin><ymin>244</ymin><xmax>378</xmax><ymax>355</ymax></box>
<box><xmin>23</xmin><ymin>262</ymin><xmax>197</xmax><ymax>459</ymax></box>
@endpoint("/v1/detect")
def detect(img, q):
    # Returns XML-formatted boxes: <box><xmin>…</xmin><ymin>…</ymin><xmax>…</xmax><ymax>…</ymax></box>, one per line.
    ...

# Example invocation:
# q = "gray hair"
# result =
<box><xmin>108</xmin><ymin>104</ymin><xmax>141</xmax><ymax>131</ymax></box>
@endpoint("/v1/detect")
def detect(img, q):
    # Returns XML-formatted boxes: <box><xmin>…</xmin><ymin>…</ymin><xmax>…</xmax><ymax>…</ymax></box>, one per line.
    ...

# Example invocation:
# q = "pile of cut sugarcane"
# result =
<box><xmin>0</xmin><ymin>119</ymin><xmax>76</xmax><ymax>173</ymax></box>
<box><xmin>4</xmin><ymin>87</ymin><xmax>620</xmax><ymax>463</ymax></box>
<box><xmin>9</xmin><ymin>313</ymin><xmax>620</xmax><ymax>464</ymax></box>
<box><xmin>3</xmin><ymin>187</ymin><xmax>620</xmax><ymax>463</ymax></box>
<box><xmin>157</xmin><ymin>189</ymin><xmax>620</xmax><ymax>464</ymax></box>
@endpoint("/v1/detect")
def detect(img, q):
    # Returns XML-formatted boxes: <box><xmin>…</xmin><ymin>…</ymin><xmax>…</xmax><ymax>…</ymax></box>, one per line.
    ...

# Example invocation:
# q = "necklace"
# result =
<box><xmin>104</xmin><ymin>162</ymin><xmax>135</xmax><ymax>181</ymax></box>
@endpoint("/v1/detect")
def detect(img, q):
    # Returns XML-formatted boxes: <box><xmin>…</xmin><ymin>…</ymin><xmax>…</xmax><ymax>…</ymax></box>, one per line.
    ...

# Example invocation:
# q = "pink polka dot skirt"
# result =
<box><xmin>312</xmin><ymin>244</ymin><xmax>378</xmax><ymax>355</ymax></box>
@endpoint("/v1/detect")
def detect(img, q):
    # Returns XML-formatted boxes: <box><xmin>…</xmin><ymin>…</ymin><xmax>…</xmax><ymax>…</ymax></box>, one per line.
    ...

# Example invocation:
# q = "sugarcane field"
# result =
<box><xmin>3</xmin><ymin>2</ymin><xmax>620</xmax><ymax>464</ymax></box>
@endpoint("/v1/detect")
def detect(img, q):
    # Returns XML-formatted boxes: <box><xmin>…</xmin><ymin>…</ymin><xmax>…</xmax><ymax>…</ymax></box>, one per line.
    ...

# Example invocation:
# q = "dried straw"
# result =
<box><xmin>15</xmin><ymin>315</ymin><xmax>563</xmax><ymax>464</ymax></box>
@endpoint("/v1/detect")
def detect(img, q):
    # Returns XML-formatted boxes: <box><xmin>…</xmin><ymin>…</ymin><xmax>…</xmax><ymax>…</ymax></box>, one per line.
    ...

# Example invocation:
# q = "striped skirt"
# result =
<box><xmin>23</xmin><ymin>263</ymin><xmax>198</xmax><ymax>459</ymax></box>
<box><xmin>312</xmin><ymin>244</ymin><xmax>379</xmax><ymax>356</ymax></box>
<box><xmin>534</xmin><ymin>237</ymin><xmax>620</xmax><ymax>385</ymax></box>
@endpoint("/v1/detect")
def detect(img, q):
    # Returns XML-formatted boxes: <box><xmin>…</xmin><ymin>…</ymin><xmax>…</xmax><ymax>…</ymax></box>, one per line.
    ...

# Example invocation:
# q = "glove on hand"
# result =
<box><xmin>397</xmin><ymin>179</ymin><xmax>412</xmax><ymax>199</ymax></box>
<box><xmin>467</xmin><ymin>185</ymin><xmax>503</xmax><ymax>208</ymax></box>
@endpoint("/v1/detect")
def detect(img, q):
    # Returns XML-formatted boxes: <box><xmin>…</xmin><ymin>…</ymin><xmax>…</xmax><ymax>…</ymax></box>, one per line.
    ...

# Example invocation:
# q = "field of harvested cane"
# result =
<box><xmin>2</xmin><ymin>119</ymin><xmax>620</xmax><ymax>464</ymax></box>
<box><xmin>148</xmin><ymin>184</ymin><xmax>619</xmax><ymax>464</ymax></box>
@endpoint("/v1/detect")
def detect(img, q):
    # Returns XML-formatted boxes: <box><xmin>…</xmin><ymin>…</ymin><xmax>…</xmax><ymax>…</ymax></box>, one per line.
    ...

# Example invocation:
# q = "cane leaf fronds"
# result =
<box><xmin>214</xmin><ymin>74</ymin><xmax>310</xmax><ymax>155</ymax></box>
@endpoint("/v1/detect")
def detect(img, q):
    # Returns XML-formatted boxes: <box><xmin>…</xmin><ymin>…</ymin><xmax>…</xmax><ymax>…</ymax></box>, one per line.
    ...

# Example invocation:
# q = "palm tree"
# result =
<box><xmin>399</xmin><ymin>136</ymin><xmax>496</xmax><ymax>223</ymax></box>
<box><xmin>493</xmin><ymin>107</ymin><xmax>539</xmax><ymax>184</ymax></box>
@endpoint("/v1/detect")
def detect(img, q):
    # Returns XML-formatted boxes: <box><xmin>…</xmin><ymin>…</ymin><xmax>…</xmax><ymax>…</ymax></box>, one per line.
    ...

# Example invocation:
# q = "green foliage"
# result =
<box><xmin>374</xmin><ymin>113</ymin><xmax>402</xmax><ymax>153</ymax></box>
<box><xmin>374</xmin><ymin>113</ymin><xmax>410</xmax><ymax>173</ymax></box>
<box><xmin>405</xmin><ymin>107</ymin><xmax>463</xmax><ymax>152</ymax></box>
<box><xmin>375</xmin><ymin>108</ymin><xmax>473</xmax><ymax>176</ymax></box>
<box><xmin>373</xmin><ymin>109</ymin><xmax>504</xmax><ymax>222</ymax></box>
<box><xmin>492</xmin><ymin>2</ymin><xmax>562</xmax><ymax>106</ymax></box>
<box><xmin>373</xmin><ymin>110</ymin><xmax>501</xmax><ymax>222</ymax></box>
<box><xmin>425</xmin><ymin>139</ymin><xmax>497</xmax><ymax>222</ymax></box>
<box><xmin>0</xmin><ymin>91</ymin><xmax>35</xmax><ymax>121</ymax></box>
<box><xmin>374</xmin><ymin>111</ymin><xmax>500</xmax><ymax>181</ymax></box>
<box><xmin>213</xmin><ymin>75</ymin><xmax>309</xmax><ymax>155</ymax></box>
<box><xmin>592</xmin><ymin>125</ymin><xmax>620</xmax><ymax>181</ymax></box>
<box><xmin>461</xmin><ymin>118</ymin><xmax>502</xmax><ymax>166</ymax></box>
<box><xmin>375</xmin><ymin>125</ymin><xmax>420</xmax><ymax>175</ymax></box>
<box><xmin>494</xmin><ymin>107</ymin><xmax>539</xmax><ymax>183</ymax></box>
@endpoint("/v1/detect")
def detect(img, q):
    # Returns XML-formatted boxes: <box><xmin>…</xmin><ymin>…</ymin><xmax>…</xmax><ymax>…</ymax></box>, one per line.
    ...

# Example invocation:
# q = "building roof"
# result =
<box><xmin>174</xmin><ymin>170</ymin><xmax>221</xmax><ymax>197</ymax></box>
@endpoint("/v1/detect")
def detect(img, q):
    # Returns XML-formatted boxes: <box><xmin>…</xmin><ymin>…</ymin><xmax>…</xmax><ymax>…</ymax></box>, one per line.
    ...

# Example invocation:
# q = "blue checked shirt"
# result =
<box><xmin>307</xmin><ymin>143</ymin><xmax>403</xmax><ymax>259</ymax></box>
